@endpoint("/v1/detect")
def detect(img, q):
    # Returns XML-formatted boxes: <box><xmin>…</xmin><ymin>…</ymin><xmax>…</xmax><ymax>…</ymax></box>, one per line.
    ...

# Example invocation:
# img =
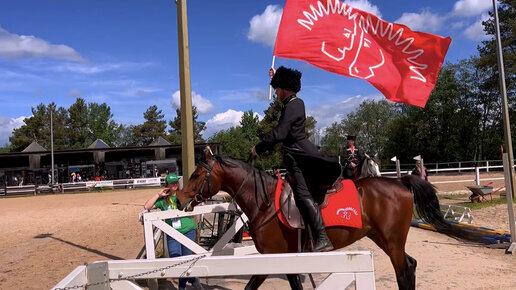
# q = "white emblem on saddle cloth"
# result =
<box><xmin>336</xmin><ymin>207</ymin><xmax>359</xmax><ymax>220</ymax></box>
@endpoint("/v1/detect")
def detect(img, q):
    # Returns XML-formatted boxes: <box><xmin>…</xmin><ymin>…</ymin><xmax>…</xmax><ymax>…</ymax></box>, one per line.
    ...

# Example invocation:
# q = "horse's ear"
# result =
<box><xmin>374</xmin><ymin>153</ymin><xmax>378</xmax><ymax>159</ymax></box>
<box><xmin>204</xmin><ymin>145</ymin><xmax>214</xmax><ymax>161</ymax></box>
<box><xmin>365</xmin><ymin>153</ymin><xmax>371</xmax><ymax>159</ymax></box>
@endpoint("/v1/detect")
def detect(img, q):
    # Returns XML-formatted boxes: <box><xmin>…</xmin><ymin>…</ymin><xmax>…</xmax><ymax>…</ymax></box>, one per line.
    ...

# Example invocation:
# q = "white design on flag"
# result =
<box><xmin>296</xmin><ymin>0</ymin><xmax>428</xmax><ymax>83</ymax></box>
<box><xmin>336</xmin><ymin>207</ymin><xmax>359</xmax><ymax>220</ymax></box>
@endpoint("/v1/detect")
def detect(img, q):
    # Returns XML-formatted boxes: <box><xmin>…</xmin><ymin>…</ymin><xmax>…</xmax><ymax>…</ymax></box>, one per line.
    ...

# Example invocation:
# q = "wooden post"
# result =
<box><xmin>502</xmin><ymin>153</ymin><xmax>516</xmax><ymax>254</ymax></box>
<box><xmin>176</xmin><ymin>0</ymin><xmax>195</xmax><ymax>182</ymax></box>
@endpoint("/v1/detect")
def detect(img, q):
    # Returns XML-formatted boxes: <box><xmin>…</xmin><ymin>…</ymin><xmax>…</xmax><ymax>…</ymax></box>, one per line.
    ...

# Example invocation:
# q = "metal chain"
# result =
<box><xmin>54</xmin><ymin>254</ymin><xmax>207</xmax><ymax>290</ymax></box>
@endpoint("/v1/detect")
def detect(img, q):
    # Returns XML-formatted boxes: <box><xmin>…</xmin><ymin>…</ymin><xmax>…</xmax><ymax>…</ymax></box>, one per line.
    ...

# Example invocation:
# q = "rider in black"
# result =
<box><xmin>252</xmin><ymin>66</ymin><xmax>340</xmax><ymax>252</ymax></box>
<box><xmin>342</xmin><ymin>135</ymin><xmax>362</xmax><ymax>179</ymax></box>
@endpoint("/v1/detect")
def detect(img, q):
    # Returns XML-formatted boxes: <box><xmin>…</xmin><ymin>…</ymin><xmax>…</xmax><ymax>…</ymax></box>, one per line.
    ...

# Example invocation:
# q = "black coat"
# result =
<box><xmin>343</xmin><ymin>145</ymin><xmax>361</xmax><ymax>168</ymax></box>
<box><xmin>255</xmin><ymin>95</ymin><xmax>341</xmax><ymax>190</ymax></box>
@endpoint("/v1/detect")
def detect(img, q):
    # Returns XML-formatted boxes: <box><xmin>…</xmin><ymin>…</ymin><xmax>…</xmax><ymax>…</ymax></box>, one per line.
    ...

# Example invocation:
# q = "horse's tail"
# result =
<box><xmin>401</xmin><ymin>175</ymin><xmax>488</xmax><ymax>244</ymax></box>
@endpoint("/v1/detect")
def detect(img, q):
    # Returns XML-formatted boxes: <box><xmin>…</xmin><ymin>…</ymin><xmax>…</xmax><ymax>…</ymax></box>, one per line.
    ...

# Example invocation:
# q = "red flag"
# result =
<box><xmin>274</xmin><ymin>0</ymin><xmax>451</xmax><ymax>107</ymax></box>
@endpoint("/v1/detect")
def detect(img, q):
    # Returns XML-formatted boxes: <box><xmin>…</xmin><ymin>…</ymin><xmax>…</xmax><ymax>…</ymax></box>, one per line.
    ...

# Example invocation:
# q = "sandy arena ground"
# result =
<box><xmin>0</xmin><ymin>178</ymin><xmax>515</xmax><ymax>290</ymax></box>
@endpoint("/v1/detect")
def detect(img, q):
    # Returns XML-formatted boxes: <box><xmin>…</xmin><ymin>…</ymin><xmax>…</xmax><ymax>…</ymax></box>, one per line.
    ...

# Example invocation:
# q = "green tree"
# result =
<box><xmin>168</xmin><ymin>106</ymin><xmax>206</xmax><ymax>144</ymax></box>
<box><xmin>68</xmin><ymin>98</ymin><xmax>90</xmax><ymax>148</ymax></box>
<box><xmin>255</xmin><ymin>100</ymin><xmax>284</xmax><ymax>169</ymax></box>
<box><xmin>477</xmin><ymin>1</ymin><xmax>514</xmax><ymax>158</ymax></box>
<box><xmin>88</xmin><ymin>102</ymin><xmax>120</xmax><ymax>146</ymax></box>
<box><xmin>112</xmin><ymin>124</ymin><xmax>135</xmax><ymax>147</ymax></box>
<box><xmin>132</xmin><ymin>105</ymin><xmax>167</xmax><ymax>146</ymax></box>
<box><xmin>383</xmin><ymin>63</ymin><xmax>484</xmax><ymax>163</ymax></box>
<box><xmin>9</xmin><ymin>103</ymin><xmax>69</xmax><ymax>151</ymax></box>
<box><xmin>321</xmin><ymin>122</ymin><xmax>345</xmax><ymax>156</ymax></box>
<box><xmin>209</xmin><ymin>127</ymin><xmax>249</xmax><ymax>160</ymax></box>
<box><xmin>305</xmin><ymin>116</ymin><xmax>317</xmax><ymax>140</ymax></box>
<box><xmin>339</xmin><ymin>100</ymin><xmax>397</xmax><ymax>159</ymax></box>
<box><xmin>208</xmin><ymin>110</ymin><xmax>259</xmax><ymax>161</ymax></box>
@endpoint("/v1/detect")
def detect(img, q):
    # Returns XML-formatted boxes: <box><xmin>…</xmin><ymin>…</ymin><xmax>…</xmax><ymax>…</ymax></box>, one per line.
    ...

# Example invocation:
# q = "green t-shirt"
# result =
<box><xmin>153</xmin><ymin>195</ymin><xmax>196</xmax><ymax>234</ymax></box>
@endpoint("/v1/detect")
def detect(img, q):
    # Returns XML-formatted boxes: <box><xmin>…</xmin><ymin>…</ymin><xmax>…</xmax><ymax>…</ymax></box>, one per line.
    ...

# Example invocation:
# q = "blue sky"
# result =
<box><xmin>0</xmin><ymin>0</ymin><xmax>494</xmax><ymax>145</ymax></box>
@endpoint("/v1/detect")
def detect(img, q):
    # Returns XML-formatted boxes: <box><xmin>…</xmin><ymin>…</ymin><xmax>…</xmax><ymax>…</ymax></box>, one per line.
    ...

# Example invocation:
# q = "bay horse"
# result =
<box><xmin>178</xmin><ymin>151</ymin><xmax>485</xmax><ymax>290</ymax></box>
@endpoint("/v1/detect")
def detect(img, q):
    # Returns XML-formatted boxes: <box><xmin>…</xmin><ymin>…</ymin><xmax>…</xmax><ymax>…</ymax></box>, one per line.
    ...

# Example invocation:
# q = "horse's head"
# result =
<box><xmin>177</xmin><ymin>146</ymin><xmax>223</xmax><ymax>211</ymax></box>
<box><xmin>360</xmin><ymin>153</ymin><xmax>381</xmax><ymax>179</ymax></box>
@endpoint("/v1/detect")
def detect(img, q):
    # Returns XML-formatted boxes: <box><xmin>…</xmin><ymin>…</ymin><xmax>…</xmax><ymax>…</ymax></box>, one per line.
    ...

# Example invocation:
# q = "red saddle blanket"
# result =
<box><xmin>275</xmin><ymin>179</ymin><xmax>362</xmax><ymax>229</ymax></box>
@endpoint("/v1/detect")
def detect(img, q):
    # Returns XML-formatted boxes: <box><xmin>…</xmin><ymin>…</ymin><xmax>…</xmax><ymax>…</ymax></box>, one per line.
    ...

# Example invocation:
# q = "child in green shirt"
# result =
<box><xmin>143</xmin><ymin>173</ymin><xmax>203</xmax><ymax>290</ymax></box>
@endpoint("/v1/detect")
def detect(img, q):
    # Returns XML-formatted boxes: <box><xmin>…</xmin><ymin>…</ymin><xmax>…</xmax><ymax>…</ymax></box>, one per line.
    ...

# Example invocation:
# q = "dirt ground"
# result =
<box><xmin>0</xmin><ymin>183</ymin><xmax>515</xmax><ymax>290</ymax></box>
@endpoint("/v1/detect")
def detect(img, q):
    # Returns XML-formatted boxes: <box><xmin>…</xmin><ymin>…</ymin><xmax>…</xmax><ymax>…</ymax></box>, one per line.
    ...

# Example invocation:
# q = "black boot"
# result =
<box><xmin>298</xmin><ymin>199</ymin><xmax>334</xmax><ymax>252</ymax></box>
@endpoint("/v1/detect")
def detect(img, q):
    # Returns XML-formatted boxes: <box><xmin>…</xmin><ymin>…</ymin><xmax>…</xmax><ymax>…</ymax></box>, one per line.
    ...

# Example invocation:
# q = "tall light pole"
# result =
<box><xmin>492</xmin><ymin>0</ymin><xmax>516</xmax><ymax>254</ymax></box>
<box><xmin>492</xmin><ymin>0</ymin><xmax>515</xmax><ymax>199</ymax></box>
<box><xmin>176</xmin><ymin>0</ymin><xmax>195</xmax><ymax>182</ymax></box>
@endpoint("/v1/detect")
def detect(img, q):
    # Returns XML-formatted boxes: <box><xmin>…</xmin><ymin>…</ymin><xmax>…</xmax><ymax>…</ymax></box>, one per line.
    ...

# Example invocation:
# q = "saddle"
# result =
<box><xmin>275</xmin><ymin>177</ymin><xmax>347</xmax><ymax>230</ymax></box>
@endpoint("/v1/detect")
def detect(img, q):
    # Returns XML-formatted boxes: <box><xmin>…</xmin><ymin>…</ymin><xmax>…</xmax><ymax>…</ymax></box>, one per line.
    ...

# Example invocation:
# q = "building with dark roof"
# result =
<box><xmin>0</xmin><ymin>139</ymin><xmax>220</xmax><ymax>186</ymax></box>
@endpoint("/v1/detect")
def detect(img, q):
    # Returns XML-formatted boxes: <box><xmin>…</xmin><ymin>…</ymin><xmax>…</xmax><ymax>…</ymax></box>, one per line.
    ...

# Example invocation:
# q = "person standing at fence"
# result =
<box><xmin>143</xmin><ymin>173</ymin><xmax>204</xmax><ymax>290</ymax></box>
<box><xmin>411</xmin><ymin>160</ymin><xmax>428</xmax><ymax>181</ymax></box>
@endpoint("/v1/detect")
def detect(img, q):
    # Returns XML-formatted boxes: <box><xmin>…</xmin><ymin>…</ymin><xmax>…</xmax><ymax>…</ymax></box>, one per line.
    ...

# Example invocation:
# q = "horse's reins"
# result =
<box><xmin>194</xmin><ymin>156</ymin><xmax>282</xmax><ymax>235</ymax></box>
<box><xmin>253</xmin><ymin>167</ymin><xmax>271</xmax><ymax>211</ymax></box>
<box><xmin>192</xmin><ymin>159</ymin><xmax>216</xmax><ymax>204</ymax></box>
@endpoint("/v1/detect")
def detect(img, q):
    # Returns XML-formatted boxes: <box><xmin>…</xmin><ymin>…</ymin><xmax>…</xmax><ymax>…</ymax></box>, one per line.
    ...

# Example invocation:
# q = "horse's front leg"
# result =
<box><xmin>287</xmin><ymin>274</ymin><xmax>303</xmax><ymax>290</ymax></box>
<box><xmin>244</xmin><ymin>274</ymin><xmax>268</xmax><ymax>290</ymax></box>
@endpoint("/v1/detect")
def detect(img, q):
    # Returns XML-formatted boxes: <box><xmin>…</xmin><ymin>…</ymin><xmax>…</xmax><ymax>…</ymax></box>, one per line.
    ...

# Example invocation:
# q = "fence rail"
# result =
<box><xmin>0</xmin><ymin>177</ymin><xmax>168</xmax><ymax>197</ymax></box>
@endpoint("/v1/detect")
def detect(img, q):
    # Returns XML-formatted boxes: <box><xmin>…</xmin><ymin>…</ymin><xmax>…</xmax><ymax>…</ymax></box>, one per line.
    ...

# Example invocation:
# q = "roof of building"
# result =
<box><xmin>88</xmin><ymin>139</ymin><xmax>110</xmax><ymax>149</ymax></box>
<box><xmin>22</xmin><ymin>141</ymin><xmax>47</xmax><ymax>152</ymax></box>
<box><xmin>149</xmin><ymin>136</ymin><xmax>171</xmax><ymax>146</ymax></box>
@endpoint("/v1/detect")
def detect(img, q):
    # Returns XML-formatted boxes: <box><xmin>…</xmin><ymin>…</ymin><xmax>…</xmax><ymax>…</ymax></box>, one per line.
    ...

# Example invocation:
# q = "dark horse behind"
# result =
<box><xmin>178</xmin><ymin>151</ymin><xmax>488</xmax><ymax>290</ymax></box>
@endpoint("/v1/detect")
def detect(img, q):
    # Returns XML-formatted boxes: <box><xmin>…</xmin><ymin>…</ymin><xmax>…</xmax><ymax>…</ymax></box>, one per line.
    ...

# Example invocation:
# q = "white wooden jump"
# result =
<box><xmin>53</xmin><ymin>203</ymin><xmax>376</xmax><ymax>290</ymax></box>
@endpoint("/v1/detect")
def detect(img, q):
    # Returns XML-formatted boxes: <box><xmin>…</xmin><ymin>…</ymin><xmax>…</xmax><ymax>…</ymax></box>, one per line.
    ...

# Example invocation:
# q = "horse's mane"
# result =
<box><xmin>207</xmin><ymin>155</ymin><xmax>277</xmax><ymax>180</ymax></box>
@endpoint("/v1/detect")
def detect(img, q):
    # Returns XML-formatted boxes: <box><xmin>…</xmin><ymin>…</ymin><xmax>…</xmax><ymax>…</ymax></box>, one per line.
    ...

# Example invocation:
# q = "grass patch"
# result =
<box><xmin>455</xmin><ymin>197</ymin><xmax>515</xmax><ymax>210</ymax></box>
<box><xmin>439</xmin><ymin>193</ymin><xmax>470</xmax><ymax>200</ymax></box>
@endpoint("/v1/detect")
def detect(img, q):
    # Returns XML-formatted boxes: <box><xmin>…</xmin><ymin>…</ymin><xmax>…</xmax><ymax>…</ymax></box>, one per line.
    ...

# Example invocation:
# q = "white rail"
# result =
<box><xmin>53</xmin><ymin>251</ymin><xmax>375</xmax><ymax>290</ymax></box>
<box><xmin>54</xmin><ymin>203</ymin><xmax>376</xmax><ymax>290</ymax></box>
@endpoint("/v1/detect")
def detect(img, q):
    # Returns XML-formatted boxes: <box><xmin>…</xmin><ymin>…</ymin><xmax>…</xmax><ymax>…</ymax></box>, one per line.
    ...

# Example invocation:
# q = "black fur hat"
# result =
<box><xmin>270</xmin><ymin>66</ymin><xmax>302</xmax><ymax>93</ymax></box>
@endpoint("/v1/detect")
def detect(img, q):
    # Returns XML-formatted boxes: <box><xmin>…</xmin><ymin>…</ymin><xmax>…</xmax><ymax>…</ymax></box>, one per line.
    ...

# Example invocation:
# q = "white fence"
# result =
<box><xmin>380</xmin><ymin>159</ymin><xmax>512</xmax><ymax>175</ymax></box>
<box><xmin>0</xmin><ymin>177</ymin><xmax>166</xmax><ymax>197</ymax></box>
<box><xmin>53</xmin><ymin>203</ymin><xmax>376</xmax><ymax>290</ymax></box>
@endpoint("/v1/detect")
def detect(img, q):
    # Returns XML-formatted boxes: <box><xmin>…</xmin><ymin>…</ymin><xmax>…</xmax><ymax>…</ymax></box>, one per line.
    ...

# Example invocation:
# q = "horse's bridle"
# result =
<box><xmin>192</xmin><ymin>159</ymin><xmax>216</xmax><ymax>203</ymax></box>
<box><xmin>190</xmin><ymin>157</ymin><xmax>279</xmax><ymax>235</ymax></box>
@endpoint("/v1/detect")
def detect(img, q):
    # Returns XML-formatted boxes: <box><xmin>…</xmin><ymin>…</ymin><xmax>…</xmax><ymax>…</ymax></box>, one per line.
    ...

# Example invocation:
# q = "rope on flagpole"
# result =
<box><xmin>268</xmin><ymin>55</ymin><xmax>276</xmax><ymax>100</ymax></box>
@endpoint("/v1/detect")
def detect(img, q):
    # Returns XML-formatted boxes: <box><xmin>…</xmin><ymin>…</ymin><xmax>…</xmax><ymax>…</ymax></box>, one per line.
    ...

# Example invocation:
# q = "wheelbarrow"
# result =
<box><xmin>467</xmin><ymin>185</ymin><xmax>493</xmax><ymax>202</ymax></box>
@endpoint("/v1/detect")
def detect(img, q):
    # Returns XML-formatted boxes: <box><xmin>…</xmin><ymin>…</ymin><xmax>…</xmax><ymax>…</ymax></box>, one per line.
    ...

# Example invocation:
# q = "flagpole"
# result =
<box><xmin>492</xmin><ymin>0</ymin><xmax>516</xmax><ymax>254</ymax></box>
<box><xmin>268</xmin><ymin>55</ymin><xmax>276</xmax><ymax>100</ymax></box>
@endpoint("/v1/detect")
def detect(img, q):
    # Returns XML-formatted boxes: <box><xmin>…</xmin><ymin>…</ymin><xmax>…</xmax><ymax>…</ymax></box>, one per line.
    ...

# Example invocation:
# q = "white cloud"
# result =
<box><xmin>247</xmin><ymin>5</ymin><xmax>283</xmax><ymax>47</ymax></box>
<box><xmin>395</xmin><ymin>10</ymin><xmax>445</xmax><ymax>33</ymax></box>
<box><xmin>452</xmin><ymin>0</ymin><xmax>492</xmax><ymax>17</ymax></box>
<box><xmin>203</xmin><ymin>109</ymin><xmax>263</xmax><ymax>138</ymax></box>
<box><xmin>204</xmin><ymin>109</ymin><xmax>244</xmax><ymax>137</ymax></box>
<box><xmin>307</xmin><ymin>95</ymin><xmax>383</xmax><ymax>130</ymax></box>
<box><xmin>344</xmin><ymin>0</ymin><xmax>382</xmax><ymax>18</ymax></box>
<box><xmin>0</xmin><ymin>26</ymin><xmax>84</xmax><ymax>62</ymax></box>
<box><xmin>451</xmin><ymin>21</ymin><xmax>467</xmax><ymax>29</ymax></box>
<box><xmin>464</xmin><ymin>13</ymin><xmax>491</xmax><ymax>41</ymax></box>
<box><xmin>0</xmin><ymin>116</ymin><xmax>27</xmax><ymax>145</ymax></box>
<box><xmin>171</xmin><ymin>90</ymin><xmax>215</xmax><ymax>114</ymax></box>
<box><xmin>67</xmin><ymin>89</ymin><xmax>83</xmax><ymax>97</ymax></box>
<box><xmin>51</xmin><ymin>61</ymin><xmax>156</xmax><ymax>74</ymax></box>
